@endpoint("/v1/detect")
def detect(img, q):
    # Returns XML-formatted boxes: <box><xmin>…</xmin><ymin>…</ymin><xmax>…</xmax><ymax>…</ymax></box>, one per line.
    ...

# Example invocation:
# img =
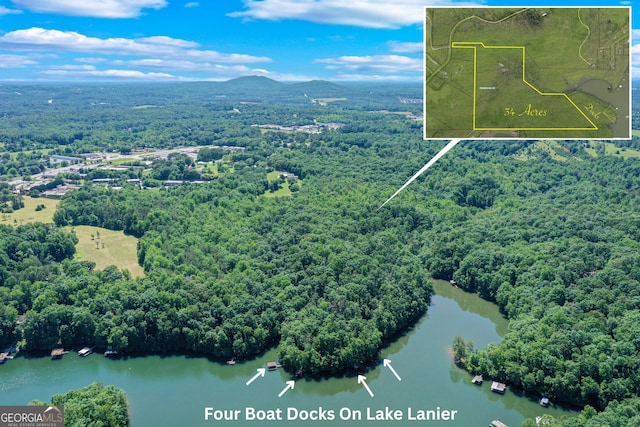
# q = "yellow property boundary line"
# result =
<box><xmin>451</xmin><ymin>41</ymin><xmax>598</xmax><ymax>131</ymax></box>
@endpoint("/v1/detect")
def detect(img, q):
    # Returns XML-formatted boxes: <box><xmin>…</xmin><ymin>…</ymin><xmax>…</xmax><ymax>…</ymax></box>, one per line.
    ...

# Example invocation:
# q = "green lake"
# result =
<box><xmin>0</xmin><ymin>280</ymin><xmax>577</xmax><ymax>426</ymax></box>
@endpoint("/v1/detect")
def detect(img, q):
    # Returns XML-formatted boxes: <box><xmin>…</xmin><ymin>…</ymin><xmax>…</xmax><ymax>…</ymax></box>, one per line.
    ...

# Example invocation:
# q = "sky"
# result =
<box><xmin>0</xmin><ymin>0</ymin><xmax>637</xmax><ymax>82</ymax></box>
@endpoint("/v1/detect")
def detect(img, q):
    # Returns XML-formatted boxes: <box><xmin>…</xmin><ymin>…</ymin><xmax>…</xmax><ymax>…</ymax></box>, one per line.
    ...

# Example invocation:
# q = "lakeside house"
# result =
<box><xmin>472</xmin><ymin>374</ymin><xmax>483</xmax><ymax>385</ymax></box>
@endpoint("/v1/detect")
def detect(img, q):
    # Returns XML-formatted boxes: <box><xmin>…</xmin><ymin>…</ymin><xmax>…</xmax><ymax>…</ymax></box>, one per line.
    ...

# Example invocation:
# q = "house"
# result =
<box><xmin>491</xmin><ymin>381</ymin><xmax>506</xmax><ymax>394</ymax></box>
<box><xmin>539</xmin><ymin>397</ymin><xmax>550</xmax><ymax>407</ymax></box>
<box><xmin>280</xmin><ymin>173</ymin><xmax>298</xmax><ymax>181</ymax></box>
<box><xmin>472</xmin><ymin>375</ymin><xmax>483</xmax><ymax>385</ymax></box>
<box><xmin>267</xmin><ymin>361</ymin><xmax>278</xmax><ymax>371</ymax></box>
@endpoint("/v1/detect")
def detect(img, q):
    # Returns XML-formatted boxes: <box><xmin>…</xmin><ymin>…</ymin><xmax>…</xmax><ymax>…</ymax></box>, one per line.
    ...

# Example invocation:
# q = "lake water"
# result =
<box><xmin>575</xmin><ymin>74</ymin><xmax>630</xmax><ymax>137</ymax></box>
<box><xmin>0</xmin><ymin>281</ymin><xmax>577</xmax><ymax>426</ymax></box>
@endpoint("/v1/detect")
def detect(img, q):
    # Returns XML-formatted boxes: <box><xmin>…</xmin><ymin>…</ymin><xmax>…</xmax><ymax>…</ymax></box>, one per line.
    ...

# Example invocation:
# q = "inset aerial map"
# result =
<box><xmin>424</xmin><ymin>7</ymin><xmax>630</xmax><ymax>139</ymax></box>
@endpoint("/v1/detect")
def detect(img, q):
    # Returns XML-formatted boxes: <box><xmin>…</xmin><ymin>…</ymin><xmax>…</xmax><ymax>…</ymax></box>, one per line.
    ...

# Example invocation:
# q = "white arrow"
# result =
<box><xmin>383</xmin><ymin>359</ymin><xmax>402</xmax><ymax>381</ymax></box>
<box><xmin>378</xmin><ymin>138</ymin><xmax>461</xmax><ymax>210</ymax></box>
<box><xmin>278</xmin><ymin>380</ymin><xmax>295</xmax><ymax>398</ymax></box>
<box><xmin>358</xmin><ymin>375</ymin><xmax>374</xmax><ymax>397</ymax></box>
<box><xmin>245</xmin><ymin>368</ymin><xmax>266</xmax><ymax>386</ymax></box>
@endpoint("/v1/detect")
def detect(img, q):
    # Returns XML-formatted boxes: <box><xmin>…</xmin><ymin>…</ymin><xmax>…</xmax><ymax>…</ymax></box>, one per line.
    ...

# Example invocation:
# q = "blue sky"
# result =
<box><xmin>0</xmin><ymin>0</ymin><xmax>637</xmax><ymax>82</ymax></box>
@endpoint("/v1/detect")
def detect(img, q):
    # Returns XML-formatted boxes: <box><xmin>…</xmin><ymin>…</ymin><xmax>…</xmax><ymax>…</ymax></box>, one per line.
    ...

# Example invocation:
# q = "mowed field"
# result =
<box><xmin>70</xmin><ymin>225</ymin><xmax>145</xmax><ymax>278</ymax></box>
<box><xmin>1</xmin><ymin>196</ymin><xmax>60</xmax><ymax>225</ymax></box>
<box><xmin>2</xmin><ymin>196</ymin><xmax>144</xmax><ymax>278</ymax></box>
<box><xmin>263</xmin><ymin>170</ymin><xmax>294</xmax><ymax>198</ymax></box>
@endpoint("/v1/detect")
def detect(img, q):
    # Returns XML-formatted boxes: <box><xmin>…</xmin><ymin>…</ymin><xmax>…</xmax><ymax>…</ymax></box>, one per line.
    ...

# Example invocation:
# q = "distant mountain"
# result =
<box><xmin>211</xmin><ymin>75</ymin><xmax>358</xmax><ymax>103</ymax></box>
<box><xmin>220</xmin><ymin>76</ymin><xmax>285</xmax><ymax>91</ymax></box>
<box><xmin>289</xmin><ymin>80</ymin><xmax>348</xmax><ymax>96</ymax></box>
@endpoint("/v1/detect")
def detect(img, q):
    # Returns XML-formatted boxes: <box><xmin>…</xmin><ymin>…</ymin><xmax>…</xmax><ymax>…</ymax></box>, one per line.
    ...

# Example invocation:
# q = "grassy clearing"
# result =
<box><xmin>107</xmin><ymin>158</ymin><xmax>140</xmax><ymax>166</ymax></box>
<box><xmin>585</xmin><ymin>141</ymin><xmax>640</xmax><ymax>159</ymax></box>
<box><xmin>0</xmin><ymin>148</ymin><xmax>54</xmax><ymax>160</ymax></box>
<box><xmin>263</xmin><ymin>171</ymin><xmax>294</xmax><ymax>198</ymax></box>
<box><xmin>1</xmin><ymin>198</ymin><xmax>143</xmax><ymax>277</ymax></box>
<box><xmin>1</xmin><ymin>196</ymin><xmax>59</xmax><ymax>225</ymax></box>
<box><xmin>514</xmin><ymin>141</ymin><xmax>568</xmax><ymax>161</ymax></box>
<box><xmin>200</xmin><ymin>162</ymin><xmax>220</xmax><ymax>177</ymax></box>
<box><xmin>68</xmin><ymin>225</ymin><xmax>144</xmax><ymax>278</ymax></box>
<box><xmin>517</xmin><ymin>140</ymin><xmax>640</xmax><ymax>161</ymax></box>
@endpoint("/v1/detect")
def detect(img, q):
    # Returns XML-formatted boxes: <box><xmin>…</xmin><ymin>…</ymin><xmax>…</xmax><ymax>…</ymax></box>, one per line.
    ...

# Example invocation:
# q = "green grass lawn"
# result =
<box><xmin>1</xmin><ymin>196</ymin><xmax>60</xmax><ymax>225</ymax></box>
<box><xmin>263</xmin><ymin>171</ymin><xmax>295</xmax><ymax>198</ymax></box>
<box><xmin>585</xmin><ymin>141</ymin><xmax>640</xmax><ymax>159</ymax></box>
<box><xmin>2</xmin><ymin>197</ymin><xmax>144</xmax><ymax>277</ymax></box>
<box><xmin>513</xmin><ymin>140</ymin><xmax>568</xmax><ymax>162</ymax></box>
<box><xmin>68</xmin><ymin>225</ymin><xmax>145</xmax><ymax>278</ymax></box>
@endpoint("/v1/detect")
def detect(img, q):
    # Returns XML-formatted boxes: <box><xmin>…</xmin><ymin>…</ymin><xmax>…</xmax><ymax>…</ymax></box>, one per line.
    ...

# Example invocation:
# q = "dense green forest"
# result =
<box><xmin>30</xmin><ymin>382</ymin><xmax>129</xmax><ymax>427</ymax></box>
<box><xmin>1</xmin><ymin>79</ymin><xmax>640</xmax><ymax>425</ymax></box>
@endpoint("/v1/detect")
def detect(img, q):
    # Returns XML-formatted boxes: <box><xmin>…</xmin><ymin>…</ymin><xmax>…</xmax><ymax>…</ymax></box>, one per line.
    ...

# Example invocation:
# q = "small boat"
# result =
<box><xmin>78</xmin><ymin>347</ymin><xmax>93</xmax><ymax>357</ymax></box>
<box><xmin>490</xmin><ymin>420</ymin><xmax>508</xmax><ymax>427</ymax></box>
<box><xmin>103</xmin><ymin>350</ymin><xmax>119</xmax><ymax>358</ymax></box>
<box><xmin>0</xmin><ymin>352</ymin><xmax>9</xmax><ymax>364</ymax></box>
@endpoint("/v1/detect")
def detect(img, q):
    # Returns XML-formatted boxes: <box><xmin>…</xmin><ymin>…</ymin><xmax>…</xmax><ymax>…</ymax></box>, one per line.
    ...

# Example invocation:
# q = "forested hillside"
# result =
<box><xmin>1</xmin><ymin>81</ymin><xmax>639</xmax><ymax>424</ymax></box>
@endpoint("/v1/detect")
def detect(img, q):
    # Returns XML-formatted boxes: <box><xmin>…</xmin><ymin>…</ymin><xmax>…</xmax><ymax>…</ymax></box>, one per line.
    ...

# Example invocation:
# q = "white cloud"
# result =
<box><xmin>11</xmin><ymin>0</ymin><xmax>167</xmax><ymax>18</ymax></box>
<box><xmin>0</xmin><ymin>27</ymin><xmax>279</xmax><ymax>81</ymax></box>
<box><xmin>315</xmin><ymin>54</ymin><xmax>422</xmax><ymax>74</ymax></box>
<box><xmin>137</xmin><ymin>36</ymin><xmax>199</xmax><ymax>48</ymax></box>
<box><xmin>41</xmin><ymin>68</ymin><xmax>176</xmax><ymax>80</ymax></box>
<box><xmin>0</xmin><ymin>54</ymin><xmax>36</xmax><ymax>68</ymax></box>
<box><xmin>75</xmin><ymin>57</ymin><xmax>109</xmax><ymax>64</ymax></box>
<box><xmin>388</xmin><ymin>41</ymin><xmax>423</xmax><ymax>53</ymax></box>
<box><xmin>39</xmin><ymin>65</ymin><xmax>316</xmax><ymax>82</ymax></box>
<box><xmin>185</xmin><ymin>2</ymin><xmax>199</xmax><ymax>8</ymax></box>
<box><xmin>229</xmin><ymin>0</ymin><xmax>479</xmax><ymax>29</ymax></box>
<box><xmin>111</xmin><ymin>58</ymin><xmax>253</xmax><ymax>73</ymax></box>
<box><xmin>331</xmin><ymin>73</ymin><xmax>421</xmax><ymax>82</ymax></box>
<box><xmin>0</xmin><ymin>5</ymin><xmax>22</xmax><ymax>15</ymax></box>
<box><xmin>0</xmin><ymin>28</ymin><xmax>272</xmax><ymax>63</ymax></box>
<box><xmin>47</xmin><ymin>64</ymin><xmax>97</xmax><ymax>71</ymax></box>
<box><xmin>183</xmin><ymin>49</ymin><xmax>270</xmax><ymax>63</ymax></box>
